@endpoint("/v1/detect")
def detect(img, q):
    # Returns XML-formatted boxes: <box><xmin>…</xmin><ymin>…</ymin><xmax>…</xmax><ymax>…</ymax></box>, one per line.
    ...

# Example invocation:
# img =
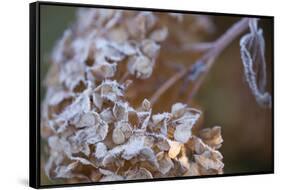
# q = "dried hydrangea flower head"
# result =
<box><xmin>41</xmin><ymin>8</ymin><xmax>223</xmax><ymax>183</ymax></box>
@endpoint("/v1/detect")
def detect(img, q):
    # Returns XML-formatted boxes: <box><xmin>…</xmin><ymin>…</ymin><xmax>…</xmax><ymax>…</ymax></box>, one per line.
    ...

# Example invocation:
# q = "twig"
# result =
<box><xmin>149</xmin><ymin>18</ymin><xmax>251</xmax><ymax>106</ymax></box>
<box><xmin>181</xmin><ymin>42</ymin><xmax>214</xmax><ymax>53</ymax></box>
<box><xmin>162</xmin><ymin>42</ymin><xmax>214</xmax><ymax>53</ymax></box>
<box><xmin>187</xmin><ymin>18</ymin><xmax>250</xmax><ymax>102</ymax></box>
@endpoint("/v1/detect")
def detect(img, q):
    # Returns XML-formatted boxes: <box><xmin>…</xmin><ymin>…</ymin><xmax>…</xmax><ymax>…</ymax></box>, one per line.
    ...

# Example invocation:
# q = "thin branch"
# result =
<box><xmin>181</xmin><ymin>42</ymin><xmax>214</xmax><ymax>53</ymax></box>
<box><xmin>187</xmin><ymin>18</ymin><xmax>250</xmax><ymax>102</ymax></box>
<box><xmin>161</xmin><ymin>42</ymin><xmax>213</xmax><ymax>54</ymax></box>
<box><xmin>149</xmin><ymin>18</ymin><xmax>251</xmax><ymax>106</ymax></box>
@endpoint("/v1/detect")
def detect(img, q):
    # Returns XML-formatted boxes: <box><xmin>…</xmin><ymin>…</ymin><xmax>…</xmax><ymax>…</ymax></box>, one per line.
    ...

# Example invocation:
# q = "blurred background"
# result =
<box><xmin>40</xmin><ymin>5</ymin><xmax>273</xmax><ymax>185</ymax></box>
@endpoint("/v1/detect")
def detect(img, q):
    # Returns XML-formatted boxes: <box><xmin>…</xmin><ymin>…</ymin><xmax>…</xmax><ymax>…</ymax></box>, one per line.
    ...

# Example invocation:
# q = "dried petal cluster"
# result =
<box><xmin>41</xmin><ymin>8</ymin><xmax>224</xmax><ymax>183</ymax></box>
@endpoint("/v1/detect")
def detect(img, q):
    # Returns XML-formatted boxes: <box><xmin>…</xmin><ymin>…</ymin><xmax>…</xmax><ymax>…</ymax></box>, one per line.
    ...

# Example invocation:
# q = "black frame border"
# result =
<box><xmin>29</xmin><ymin>1</ymin><xmax>274</xmax><ymax>189</ymax></box>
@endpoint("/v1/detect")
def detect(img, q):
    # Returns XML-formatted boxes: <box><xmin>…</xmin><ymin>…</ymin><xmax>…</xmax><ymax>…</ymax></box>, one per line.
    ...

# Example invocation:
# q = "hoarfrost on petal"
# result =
<box><xmin>76</xmin><ymin>111</ymin><xmax>99</xmax><ymax>128</ymax></box>
<box><xmin>100</xmin><ymin>108</ymin><xmax>114</xmax><ymax>123</ymax></box>
<box><xmin>171</xmin><ymin>102</ymin><xmax>187</xmax><ymax>118</ymax></box>
<box><xmin>55</xmin><ymin>162</ymin><xmax>78</xmax><ymax>179</ymax></box>
<box><xmin>112</xmin><ymin>127</ymin><xmax>126</xmax><ymax>144</ymax></box>
<box><xmin>113</xmin><ymin>101</ymin><xmax>129</xmax><ymax>121</ymax></box>
<box><xmin>174</xmin><ymin>124</ymin><xmax>192</xmax><ymax>143</ymax></box>
<box><xmin>91</xmin><ymin>62</ymin><xmax>117</xmax><ymax>80</ymax></box>
<box><xmin>127</xmin><ymin>55</ymin><xmax>153</xmax><ymax>79</ymax></box>
<box><xmin>95</xmin><ymin>142</ymin><xmax>108</xmax><ymax>159</ymax></box>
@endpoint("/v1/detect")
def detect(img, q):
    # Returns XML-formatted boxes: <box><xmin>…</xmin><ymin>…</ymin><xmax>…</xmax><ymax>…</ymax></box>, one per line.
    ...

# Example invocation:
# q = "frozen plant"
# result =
<box><xmin>41</xmin><ymin>8</ymin><xmax>271</xmax><ymax>184</ymax></box>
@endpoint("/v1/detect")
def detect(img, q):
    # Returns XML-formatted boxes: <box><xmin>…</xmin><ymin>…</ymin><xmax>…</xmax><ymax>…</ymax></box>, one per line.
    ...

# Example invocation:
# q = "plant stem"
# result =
<box><xmin>149</xmin><ymin>18</ymin><xmax>251</xmax><ymax>106</ymax></box>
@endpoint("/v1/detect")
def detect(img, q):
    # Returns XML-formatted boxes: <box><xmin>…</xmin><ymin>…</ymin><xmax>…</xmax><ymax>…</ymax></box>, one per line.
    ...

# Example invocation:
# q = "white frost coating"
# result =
<box><xmin>174</xmin><ymin>124</ymin><xmax>192</xmax><ymax>143</ymax></box>
<box><xmin>112</xmin><ymin>127</ymin><xmax>126</xmax><ymax>144</ymax></box>
<box><xmin>58</xmin><ymin>93</ymin><xmax>91</xmax><ymax>123</ymax></box>
<box><xmin>76</xmin><ymin>111</ymin><xmax>99</xmax><ymax>128</ymax></box>
<box><xmin>127</xmin><ymin>55</ymin><xmax>154</xmax><ymax>79</ymax></box>
<box><xmin>122</xmin><ymin>135</ymin><xmax>146</xmax><ymax>160</ymax></box>
<box><xmin>171</xmin><ymin>102</ymin><xmax>187</xmax><ymax>118</ymax></box>
<box><xmin>91</xmin><ymin>62</ymin><xmax>117</xmax><ymax>80</ymax></box>
<box><xmin>96</xmin><ymin>80</ymin><xmax>124</xmax><ymax>102</ymax></box>
<box><xmin>113</xmin><ymin>101</ymin><xmax>129</xmax><ymax>121</ymax></box>
<box><xmin>95</xmin><ymin>142</ymin><xmax>108</xmax><ymax>159</ymax></box>
<box><xmin>48</xmin><ymin>91</ymin><xmax>72</xmax><ymax>106</ymax></box>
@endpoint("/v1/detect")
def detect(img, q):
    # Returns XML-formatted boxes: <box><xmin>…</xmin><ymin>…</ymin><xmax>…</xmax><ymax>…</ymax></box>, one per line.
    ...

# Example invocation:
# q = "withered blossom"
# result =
<box><xmin>41</xmin><ymin>8</ymin><xmax>224</xmax><ymax>183</ymax></box>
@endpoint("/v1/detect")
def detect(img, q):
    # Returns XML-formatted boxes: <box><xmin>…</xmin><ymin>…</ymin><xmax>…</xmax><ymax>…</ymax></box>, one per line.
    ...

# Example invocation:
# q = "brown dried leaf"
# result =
<box><xmin>158</xmin><ymin>153</ymin><xmax>174</xmax><ymax>174</ymax></box>
<box><xmin>194</xmin><ymin>150</ymin><xmax>224</xmax><ymax>171</ymax></box>
<box><xmin>199</xmin><ymin>126</ymin><xmax>223</xmax><ymax>149</ymax></box>
<box><xmin>126</xmin><ymin>167</ymin><xmax>153</xmax><ymax>180</ymax></box>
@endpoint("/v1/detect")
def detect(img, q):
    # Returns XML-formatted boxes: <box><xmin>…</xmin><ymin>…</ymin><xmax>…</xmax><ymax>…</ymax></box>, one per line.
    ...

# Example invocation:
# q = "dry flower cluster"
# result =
<box><xmin>41</xmin><ymin>8</ymin><xmax>224</xmax><ymax>183</ymax></box>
